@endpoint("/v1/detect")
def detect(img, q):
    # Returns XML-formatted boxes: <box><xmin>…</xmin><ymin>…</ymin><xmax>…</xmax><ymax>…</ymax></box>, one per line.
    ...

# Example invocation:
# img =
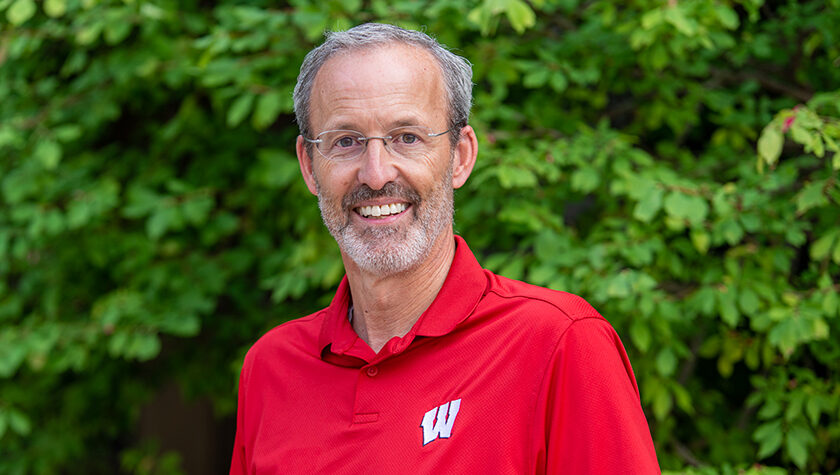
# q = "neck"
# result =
<box><xmin>343</xmin><ymin>230</ymin><xmax>456</xmax><ymax>353</ymax></box>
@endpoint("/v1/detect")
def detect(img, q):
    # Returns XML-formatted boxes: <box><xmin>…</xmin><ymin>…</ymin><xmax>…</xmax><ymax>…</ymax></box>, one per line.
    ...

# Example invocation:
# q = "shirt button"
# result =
<box><xmin>366</xmin><ymin>366</ymin><xmax>379</xmax><ymax>377</ymax></box>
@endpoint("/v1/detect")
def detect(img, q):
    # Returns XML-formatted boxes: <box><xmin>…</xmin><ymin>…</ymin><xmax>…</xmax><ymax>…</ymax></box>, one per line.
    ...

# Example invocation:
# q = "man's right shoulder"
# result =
<box><xmin>243</xmin><ymin>309</ymin><xmax>327</xmax><ymax>363</ymax></box>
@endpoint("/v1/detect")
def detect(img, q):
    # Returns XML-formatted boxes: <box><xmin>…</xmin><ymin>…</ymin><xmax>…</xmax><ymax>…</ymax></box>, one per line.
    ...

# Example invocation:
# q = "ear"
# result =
<box><xmin>451</xmin><ymin>125</ymin><xmax>478</xmax><ymax>189</ymax></box>
<box><xmin>296</xmin><ymin>135</ymin><xmax>319</xmax><ymax>196</ymax></box>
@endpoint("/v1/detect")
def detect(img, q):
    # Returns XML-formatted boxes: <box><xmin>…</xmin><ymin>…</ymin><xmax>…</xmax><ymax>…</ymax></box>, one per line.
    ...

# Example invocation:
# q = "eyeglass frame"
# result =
<box><xmin>302</xmin><ymin>126</ymin><xmax>455</xmax><ymax>161</ymax></box>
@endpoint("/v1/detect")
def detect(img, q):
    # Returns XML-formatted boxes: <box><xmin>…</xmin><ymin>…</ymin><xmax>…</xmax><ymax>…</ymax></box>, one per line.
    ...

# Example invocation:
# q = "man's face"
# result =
<box><xmin>298</xmin><ymin>44</ymin><xmax>459</xmax><ymax>276</ymax></box>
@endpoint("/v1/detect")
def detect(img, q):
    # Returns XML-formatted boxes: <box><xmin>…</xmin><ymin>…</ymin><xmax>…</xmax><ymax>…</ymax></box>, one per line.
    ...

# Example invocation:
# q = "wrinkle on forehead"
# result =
<box><xmin>309</xmin><ymin>44</ymin><xmax>448</xmax><ymax>134</ymax></box>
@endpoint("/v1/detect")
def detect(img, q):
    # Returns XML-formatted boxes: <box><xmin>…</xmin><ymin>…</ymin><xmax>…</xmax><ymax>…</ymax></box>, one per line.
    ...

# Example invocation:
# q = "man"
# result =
<box><xmin>231</xmin><ymin>23</ymin><xmax>659</xmax><ymax>474</ymax></box>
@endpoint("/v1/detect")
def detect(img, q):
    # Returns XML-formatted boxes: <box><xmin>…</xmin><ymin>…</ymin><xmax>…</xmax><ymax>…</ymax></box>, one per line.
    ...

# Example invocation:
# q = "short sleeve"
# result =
<box><xmin>536</xmin><ymin>317</ymin><xmax>660</xmax><ymax>474</ymax></box>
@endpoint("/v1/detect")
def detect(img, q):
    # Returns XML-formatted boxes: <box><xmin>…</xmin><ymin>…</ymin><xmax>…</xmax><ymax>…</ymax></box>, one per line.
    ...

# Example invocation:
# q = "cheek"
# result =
<box><xmin>410</xmin><ymin>146</ymin><xmax>454</xmax><ymax>176</ymax></box>
<box><xmin>415</xmin><ymin>152</ymin><xmax>455</xmax><ymax>186</ymax></box>
<box><xmin>313</xmin><ymin>163</ymin><xmax>355</xmax><ymax>194</ymax></box>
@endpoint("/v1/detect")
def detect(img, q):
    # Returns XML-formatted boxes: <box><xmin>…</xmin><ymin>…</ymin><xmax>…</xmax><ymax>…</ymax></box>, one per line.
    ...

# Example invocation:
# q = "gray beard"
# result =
<box><xmin>316</xmin><ymin>168</ymin><xmax>454</xmax><ymax>276</ymax></box>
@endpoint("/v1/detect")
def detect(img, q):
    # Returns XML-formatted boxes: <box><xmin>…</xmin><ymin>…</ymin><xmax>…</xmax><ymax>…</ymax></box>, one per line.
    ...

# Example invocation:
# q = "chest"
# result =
<box><xmin>243</xmin><ymin>334</ymin><xmax>550</xmax><ymax>474</ymax></box>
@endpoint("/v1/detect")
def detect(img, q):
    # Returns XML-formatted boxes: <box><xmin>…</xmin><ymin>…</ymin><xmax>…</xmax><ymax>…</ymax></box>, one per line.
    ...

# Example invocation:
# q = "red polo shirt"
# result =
<box><xmin>230</xmin><ymin>237</ymin><xmax>659</xmax><ymax>474</ymax></box>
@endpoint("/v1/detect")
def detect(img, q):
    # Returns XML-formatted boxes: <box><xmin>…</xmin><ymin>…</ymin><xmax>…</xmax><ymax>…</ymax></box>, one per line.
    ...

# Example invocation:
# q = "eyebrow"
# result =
<box><xmin>327</xmin><ymin>117</ymin><xmax>424</xmax><ymax>132</ymax></box>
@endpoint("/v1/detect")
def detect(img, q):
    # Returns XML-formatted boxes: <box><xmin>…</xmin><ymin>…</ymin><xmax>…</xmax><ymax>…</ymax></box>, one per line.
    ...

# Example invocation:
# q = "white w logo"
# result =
<box><xmin>420</xmin><ymin>399</ymin><xmax>461</xmax><ymax>446</ymax></box>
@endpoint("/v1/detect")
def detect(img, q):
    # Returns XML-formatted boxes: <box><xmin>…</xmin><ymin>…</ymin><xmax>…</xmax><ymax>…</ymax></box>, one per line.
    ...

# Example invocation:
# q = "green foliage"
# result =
<box><xmin>1</xmin><ymin>0</ymin><xmax>839</xmax><ymax>472</ymax></box>
<box><xmin>120</xmin><ymin>440</ymin><xmax>185</xmax><ymax>475</ymax></box>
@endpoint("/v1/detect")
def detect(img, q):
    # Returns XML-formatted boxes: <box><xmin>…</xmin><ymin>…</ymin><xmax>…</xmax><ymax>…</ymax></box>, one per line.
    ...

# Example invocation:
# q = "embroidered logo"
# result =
<box><xmin>420</xmin><ymin>398</ymin><xmax>461</xmax><ymax>445</ymax></box>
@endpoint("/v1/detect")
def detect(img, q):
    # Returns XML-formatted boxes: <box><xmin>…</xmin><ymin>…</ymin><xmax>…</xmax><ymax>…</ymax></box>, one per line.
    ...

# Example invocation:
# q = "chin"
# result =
<box><xmin>340</xmin><ymin>225</ymin><xmax>431</xmax><ymax>276</ymax></box>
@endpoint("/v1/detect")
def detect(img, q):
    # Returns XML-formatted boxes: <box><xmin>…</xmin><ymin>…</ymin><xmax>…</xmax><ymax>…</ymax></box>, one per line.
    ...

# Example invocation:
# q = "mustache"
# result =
<box><xmin>342</xmin><ymin>182</ymin><xmax>422</xmax><ymax>209</ymax></box>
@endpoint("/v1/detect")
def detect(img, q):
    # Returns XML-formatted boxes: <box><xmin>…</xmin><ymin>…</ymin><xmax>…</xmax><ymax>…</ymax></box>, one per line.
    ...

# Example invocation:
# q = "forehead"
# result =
<box><xmin>309</xmin><ymin>43</ymin><xmax>447</xmax><ymax>131</ymax></box>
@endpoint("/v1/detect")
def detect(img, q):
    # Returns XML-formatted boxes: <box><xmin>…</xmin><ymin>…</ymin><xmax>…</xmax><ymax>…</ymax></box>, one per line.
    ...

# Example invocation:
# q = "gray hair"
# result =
<box><xmin>293</xmin><ymin>23</ymin><xmax>473</xmax><ymax>145</ymax></box>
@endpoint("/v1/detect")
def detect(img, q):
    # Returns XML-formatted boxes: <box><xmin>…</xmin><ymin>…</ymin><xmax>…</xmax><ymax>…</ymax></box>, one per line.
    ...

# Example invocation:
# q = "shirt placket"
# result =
<box><xmin>353</xmin><ymin>361</ymin><xmax>384</xmax><ymax>424</ymax></box>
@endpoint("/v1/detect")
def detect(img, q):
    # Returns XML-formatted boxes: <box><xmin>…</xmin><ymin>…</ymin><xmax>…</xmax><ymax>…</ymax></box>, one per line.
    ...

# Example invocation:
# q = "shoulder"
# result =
<box><xmin>463</xmin><ymin>270</ymin><xmax>618</xmax><ymax>357</ymax></box>
<box><xmin>241</xmin><ymin>310</ymin><xmax>325</xmax><ymax>372</ymax></box>
<box><xmin>482</xmin><ymin>270</ymin><xmax>604</xmax><ymax>326</ymax></box>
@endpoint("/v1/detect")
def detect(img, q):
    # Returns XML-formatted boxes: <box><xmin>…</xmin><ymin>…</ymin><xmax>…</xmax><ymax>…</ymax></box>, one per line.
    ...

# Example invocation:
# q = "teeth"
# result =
<box><xmin>358</xmin><ymin>203</ymin><xmax>407</xmax><ymax>218</ymax></box>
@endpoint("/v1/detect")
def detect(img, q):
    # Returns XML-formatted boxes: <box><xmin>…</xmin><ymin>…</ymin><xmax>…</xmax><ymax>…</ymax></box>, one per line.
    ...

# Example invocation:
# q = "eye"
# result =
<box><xmin>395</xmin><ymin>132</ymin><xmax>421</xmax><ymax>145</ymax></box>
<box><xmin>334</xmin><ymin>134</ymin><xmax>360</xmax><ymax>148</ymax></box>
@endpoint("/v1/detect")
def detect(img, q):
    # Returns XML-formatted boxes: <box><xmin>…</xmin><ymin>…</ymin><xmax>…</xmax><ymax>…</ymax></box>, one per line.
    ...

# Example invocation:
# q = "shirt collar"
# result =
<box><xmin>318</xmin><ymin>235</ymin><xmax>488</xmax><ymax>361</ymax></box>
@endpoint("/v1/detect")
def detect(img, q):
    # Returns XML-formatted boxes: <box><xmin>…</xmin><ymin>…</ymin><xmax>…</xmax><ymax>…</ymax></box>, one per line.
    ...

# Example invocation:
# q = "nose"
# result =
<box><xmin>356</xmin><ymin>138</ymin><xmax>398</xmax><ymax>190</ymax></box>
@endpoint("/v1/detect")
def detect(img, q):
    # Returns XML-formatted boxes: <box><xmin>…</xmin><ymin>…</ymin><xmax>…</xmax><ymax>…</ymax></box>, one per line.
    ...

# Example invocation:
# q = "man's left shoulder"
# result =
<box><xmin>483</xmin><ymin>270</ymin><xmax>605</xmax><ymax>326</ymax></box>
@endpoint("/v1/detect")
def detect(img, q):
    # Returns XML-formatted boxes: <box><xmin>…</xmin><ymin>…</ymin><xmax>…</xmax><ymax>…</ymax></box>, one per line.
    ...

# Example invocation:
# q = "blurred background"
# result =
<box><xmin>1</xmin><ymin>0</ymin><xmax>839</xmax><ymax>473</ymax></box>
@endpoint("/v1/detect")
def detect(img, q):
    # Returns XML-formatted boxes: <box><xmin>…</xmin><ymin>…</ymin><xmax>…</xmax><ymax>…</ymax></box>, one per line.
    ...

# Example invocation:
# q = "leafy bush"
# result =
<box><xmin>1</xmin><ymin>0</ymin><xmax>838</xmax><ymax>472</ymax></box>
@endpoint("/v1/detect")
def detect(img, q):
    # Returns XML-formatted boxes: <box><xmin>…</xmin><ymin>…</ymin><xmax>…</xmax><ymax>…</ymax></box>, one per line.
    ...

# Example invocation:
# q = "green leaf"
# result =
<box><xmin>652</xmin><ymin>384</ymin><xmax>673</xmax><ymax>420</ymax></box>
<box><xmin>796</xmin><ymin>180</ymin><xmax>828</xmax><ymax>214</ymax></box>
<box><xmin>523</xmin><ymin>68</ymin><xmax>550</xmax><ymax>88</ymax></box>
<box><xmin>648</xmin><ymin>43</ymin><xmax>668</xmax><ymax>71</ymax></box>
<box><xmin>656</xmin><ymin>348</ymin><xmax>677</xmax><ymax>377</ymax></box>
<box><xmin>497</xmin><ymin>165</ymin><xmax>537</xmax><ymax>188</ymax></box>
<box><xmin>757</xmin><ymin>126</ymin><xmax>783</xmax><ymax>166</ymax></box>
<box><xmin>715</xmin><ymin>5</ymin><xmax>739</xmax><ymax>29</ymax></box>
<box><xmin>822</xmin><ymin>290</ymin><xmax>839</xmax><ymax>317</ymax></box>
<box><xmin>758</xmin><ymin>399</ymin><xmax>782</xmax><ymax>420</ymax></box>
<box><xmin>8</xmin><ymin>409</ymin><xmax>31</xmax><ymax>436</ymax></box>
<box><xmin>754</xmin><ymin>419</ymin><xmax>783</xmax><ymax>459</ymax></box>
<box><xmin>0</xmin><ymin>230</ymin><xmax>9</xmax><ymax>260</ymax></box>
<box><xmin>181</xmin><ymin>195</ymin><xmax>214</xmax><ymax>226</ymax></box>
<box><xmin>690</xmin><ymin>229</ymin><xmax>710</xmax><ymax>254</ymax></box>
<box><xmin>718</xmin><ymin>288</ymin><xmax>739</xmax><ymax>327</ymax></box>
<box><xmin>606</xmin><ymin>272</ymin><xmax>632</xmax><ymax>298</ymax></box>
<box><xmin>159</xmin><ymin>314</ymin><xmax>200</xmax><ymax>337</ymax></box>
<box><xmin>785</xmin><ymin>392</ymin><xmax>805</xmax><ymax>423</ymax></box>
<box><xmin>640</xmin><ymin>9</ymin><xmax>662</xmax><ymax>30</ymax></box>
<box><xmin>671</xmin><ymin>383</ymin><xmax>694</xmax><ymax>414</ymax></box>
<box><xmin>768</xmin><ymin>318</ymin><xmax>800</xmax><ymax>354</ymax></box>
<box><xmin>633</xmin><ymin>186</ymin><xmax>663</xmax><ymax>222</ymax></box>
<box><xmin>812</xmin><ymin>135</ymin><xmax>825</xmax><ymax>157</ymax></box>
<box><xmin>738</xmin><ymin>214</ymin><xmax>760</xmax><ymax>234</ymax></box>
<box><xmin>785</xmin><ymin>424</ymin><xmax>814</xmax><ymax>469</ymax></box>
<box><xmin>108</xmin><ymin>331</ymin><xmax>129</xmax><ymax>357</ymax></box>
<box><xmin>498</xmin><ymin>256</ymin><xmax>524</xmax><ymax>280</ymax></box>
<box><xmin>128</xmin><ymin>333</ymin><xmax>162</xmax><ymax>361</ymax></box>
<box><xmin>738</xmin><ymin>287</ymin><xmax>761</xmax><ymax>315</ymax></box>
<box><xmin>104</xmin><ymin>21</ymin><xmax>132</xmax><ymax>45</ymax></box>
<box><xmin>467</xmin><ymin>4</ymin><xmax>496</xmax><ymax>36</ymax></box>
<box><xmin>53</xmin><ymin>124</ymin><xmax>82</xmax><ymax>142</ymax></box>
<box><xmin>75</xmin><ymin>22</ymin><xmax>103</xmax><ymax>46</ymax></box>
<box><xmin>7</xmin><ymin>0</ymin><xmax>36</xmax><ymax>25</ymax></box>
<box><xmin>718</xmin><ymin>218</ymin><xmax>744</xmax><ymax>245</ymax></box>
<box><xmin>252</xmin><ymin>90</ymin><xmax>284</xmax><ymax>130</ymax></box>
<box><xmin>43</xmin><ymin>0</ymin><xmax>66</xmax><ymax>17</ymax></box>
<box><xmin>34</xmin><ymin>140</ymin><xmax>62</xmax><ymax>170</ymax></box>
<box><xmin>505</xmin><ymin>0</ymin><xmax>536</xmax><ymax>33</ymax></box>
<box><xmin>789</xmin><ymin>124</ymin><xmax>813</xmax><ymax>150</ymax></box>
<box><xmin>549</xmin><ymin>72</ymin><xmax>568</xmax><ymax>92</ymax></box>
<box><xmin>630</xmin><ymin>319</ymin><xmax>651</xmax><ymax>353</ymax></box>
<box><xmin>146</xmin><ymin>206</ymin><xmax>182</xmax><ymax>240</ymax></box>
<box><xmin>810</xmin><ymin>229</ymin><xmax>838</xmax><ymax>260</ymax></box>
<box><xmin>0</xmin><ymin>340</ymin><xmax>26</xmax><ymax>377</ymax></box>
<box><xmin>664</xmin><ymin>6</ymin><xmax>697</xmax><ymax>36</ymax></box>
<box><xmin>227</xmin><ymin>93</ymin><xmax>255</xmax><ymax>128</ymax></box>
<box><xmin>812</xmin><ymin>316</ymin><xmax>829</xmax><ymax>340</ymax></box>
<box><xmin>570</xmin><ymin>167</ymin><xmax>600</xmax><ymax>192</ymax></box>
<box><xmin>833</xmin><ymin>239</ymin><xmax>840</xmax><ymax>264</ymax></box>
<box><xmin>805</xmin><ymin>396</ymin><xmax>822</xmax><ymax>426</ymax></box>
<box><xmin>663</xmin><ymin>192</ymin><xmax>708</xmax><ymax>226</ymax></box>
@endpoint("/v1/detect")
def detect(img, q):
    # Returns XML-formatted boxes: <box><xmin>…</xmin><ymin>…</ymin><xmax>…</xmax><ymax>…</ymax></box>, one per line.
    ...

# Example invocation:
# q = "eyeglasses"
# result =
<box><xmin>303</xmin><ymin>126</ymin><xmax>453</xmax><ymax>161</ymax></box>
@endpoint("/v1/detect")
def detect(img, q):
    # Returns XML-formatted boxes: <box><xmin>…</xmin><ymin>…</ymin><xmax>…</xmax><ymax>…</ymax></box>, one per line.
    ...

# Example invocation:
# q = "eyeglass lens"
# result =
<box><xmin>314</xmin><ymin>126</ymin><xmax>445</xmax><ymax>161</ymax></box>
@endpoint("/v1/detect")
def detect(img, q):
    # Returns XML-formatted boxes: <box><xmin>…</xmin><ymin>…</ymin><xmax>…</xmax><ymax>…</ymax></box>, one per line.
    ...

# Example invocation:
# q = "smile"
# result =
<box><xmin>355</xmin><ymin>202</ymin><xmax>408</xmax><ymax>218</ymax></box>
